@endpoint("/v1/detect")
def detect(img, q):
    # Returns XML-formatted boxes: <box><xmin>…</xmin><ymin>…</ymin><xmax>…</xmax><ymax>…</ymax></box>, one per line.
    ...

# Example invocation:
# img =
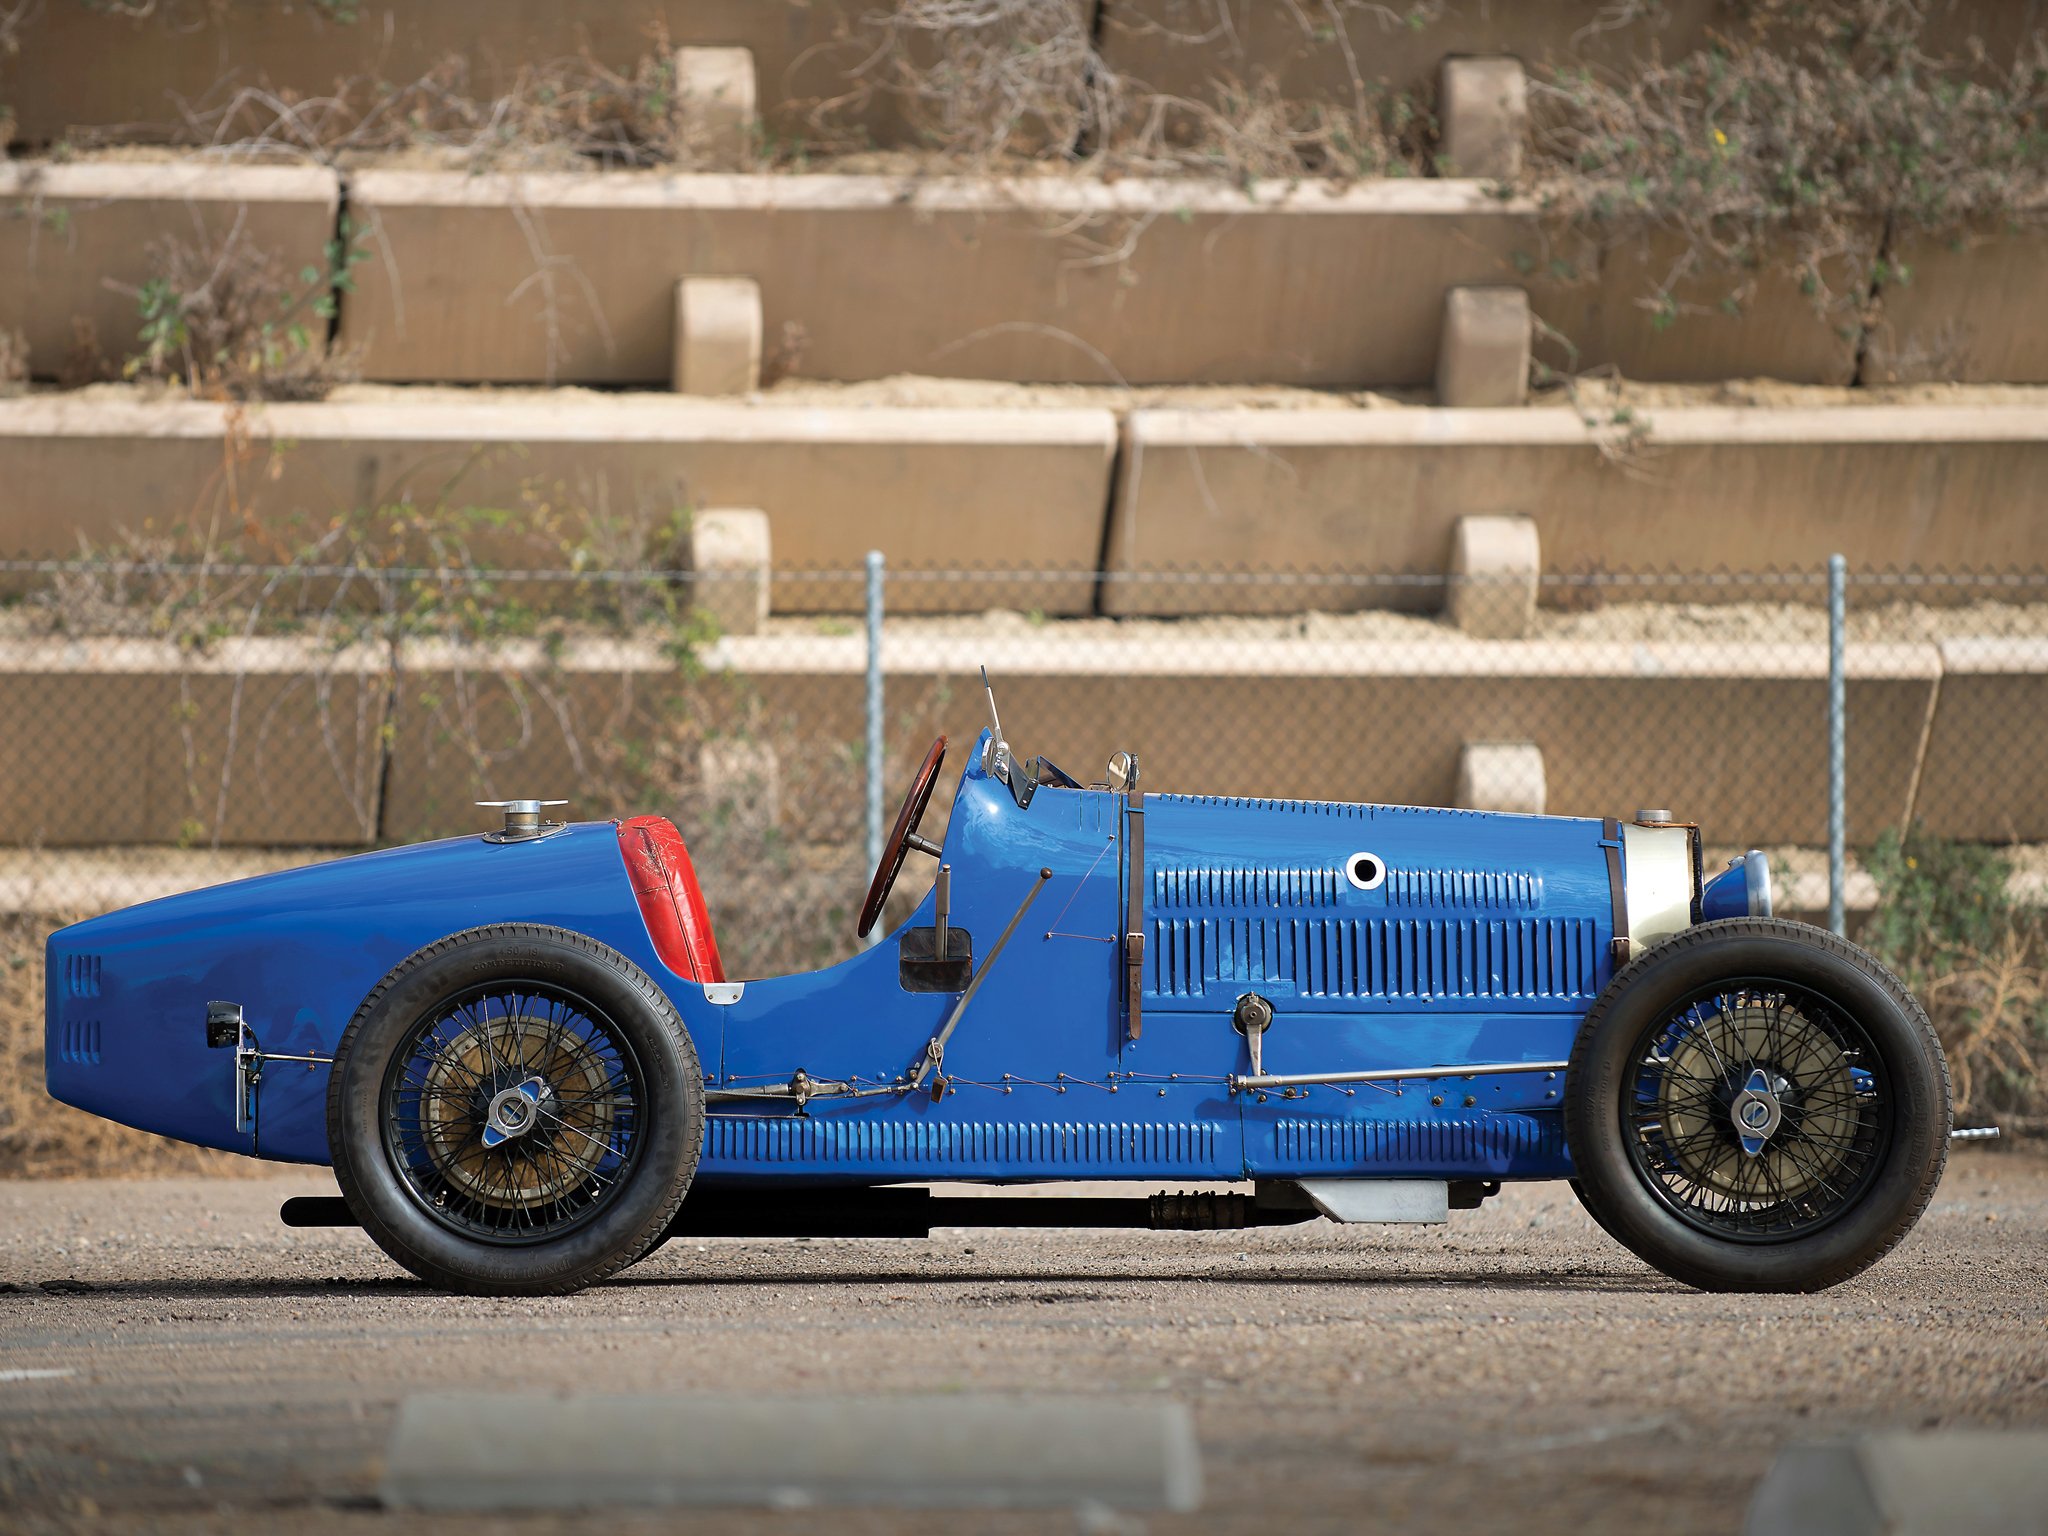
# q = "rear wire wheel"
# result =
<box><xmin>329</xmin><ymin>924</ymin><xmax>703</xmax><ymax>1295</ymax></box>
<box><xmin>1565</xmin><ymin>919</ymin><xmax>1949</xmax><ymax>1292</ymax></box>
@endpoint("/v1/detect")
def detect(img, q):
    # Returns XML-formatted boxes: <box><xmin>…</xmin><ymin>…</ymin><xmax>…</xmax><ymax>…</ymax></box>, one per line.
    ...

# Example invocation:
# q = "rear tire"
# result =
<box><xmin>1564</xmin><ymin>918</ymin><xmax>1949</xmax><ymax>1292</ymax></box>
<box><xmin>327</xmin><ymin>924</ymin><xmax>703</xmax><ymax>1295</ymax></box>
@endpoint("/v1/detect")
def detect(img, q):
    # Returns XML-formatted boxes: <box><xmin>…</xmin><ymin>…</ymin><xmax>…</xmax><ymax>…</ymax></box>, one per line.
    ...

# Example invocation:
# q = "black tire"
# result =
<box><xmin>1564</xmin><ymin>918</ymin><xmax>1949</xmax><ymax>1293</ymax></box>
<box><xmin>327</xmin><ymin>923</ymin><xmax>704</xmax><ymax>1295</ymax></box>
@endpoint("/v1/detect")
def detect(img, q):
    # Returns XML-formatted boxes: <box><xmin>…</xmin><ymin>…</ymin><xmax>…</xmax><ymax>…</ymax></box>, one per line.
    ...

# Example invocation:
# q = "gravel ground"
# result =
<box><xmin>2</xmin><ymin>1157</ymin><xmax>2045</xmax><ymax>1536</ymax></box>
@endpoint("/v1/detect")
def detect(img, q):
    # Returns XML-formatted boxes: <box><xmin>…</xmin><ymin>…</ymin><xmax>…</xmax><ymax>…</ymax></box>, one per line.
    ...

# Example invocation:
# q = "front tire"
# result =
<box><xmin>1565</xmin><ymin>918</ymin><xmax>1949</xmax><ymax>1292</ymax></box>
<box><xmin>327</xmin><ymin>924</ymin><xmax>704</xmax><ymax>1295</ymax></box>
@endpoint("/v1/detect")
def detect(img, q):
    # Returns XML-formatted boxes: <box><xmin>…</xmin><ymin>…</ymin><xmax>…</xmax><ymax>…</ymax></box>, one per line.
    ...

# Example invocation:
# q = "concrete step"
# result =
<box><xmin>11</xmin><ymin>159</ymin><xmax>2047</xmax><ymax>390</ymax></box>
<box><xmin>0</xmin><ymin>392</ymin><xmax>1116</xmax><ymax>614</ymax></box>
<box><xmin>1104</xmin><ymin>404</ymin><xmax>2048</xmax><ymax>610</ymax></box>
<box><xmin>6</xmin><ymin>389</ymin><xmax>2048</xmax><ymax>600</ymax></box>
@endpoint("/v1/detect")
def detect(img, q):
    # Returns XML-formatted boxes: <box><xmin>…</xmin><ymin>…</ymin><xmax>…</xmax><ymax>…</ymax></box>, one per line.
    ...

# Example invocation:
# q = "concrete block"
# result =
<box><xmin>1437</xmin><ymin>286</ymin><xmax>1531</xmax><ymax>407</ymax></box>
<box><xmin>707</xmin><ymin>629</ymin><xmax>1939</xmax><ymax>847</ymax></box>
<box><xmin>698</xmin><ymin>737</ymin><xmax>781</xmax><ymax>827</ymax></box>
<box><xmin>1456</xmin><ymin>740</ymin><xmax>1546</xmax><ymax>814</ymax></box>
<box><xmin>1438</xmin><ymin>57</ymin><xmax>1528</xmax><ymax>181</ymax></box>
<box><xmin>0</xmin><ymin>638</ymin><xmax>388</xmax><ymax>847</ymax></box>
<box><xmin>0</xmin><ymin>162</ymin><xmax>339</xmax><ymax>384</ymax></box>
<box><xmin>1863</xmin><ymin>221</ymin><xmax>2048</xmax><ymax>384</ymax></box>
<box><xmin>0</xmin><ymin>2</ymin><xmax>904</xmax><ymax>152</ymax></box>
<box><xmin>385</xmin><ymin>635</ymin><xmax>688</xmax><ymax>841</ymax></box>
<box><xmin>0</xmin><ymin>393</ymin><xmax>1116</xmax><ymax>614</ymax></box>
<box><xmin>1746</xmin><ymin>1432</ymin><xmax>2048</xmax><ymax>1536</ymax></box>
<box><xmin>1534</xmin><ymin>224</ymin><xmax>1870</xmax><ymax>386</ymax></box>
<box><xmin>1103</xmin><ymin>406</ymin><xmax>2048</xmax><ymax>614</ymax></box>
<box><xmin>672</xmin><ymin>276</ymin><xmax>762</xmax><ymax>396</ymax></box>
<box><xmin>689</xmin><ymin>507</ymin><xmax>771</xmax><ymax>634</ymax></box>
<box><xmin>1909</xmin><ymin>637</ymin><xmax>2048</xmax><ymax>841</ymax></box>
<box><xmin>1100</xmin><ymin>4</ymin><xmax>1720</xmax><ymax>148</ymax></box>
<box><xmin>1446</xmin><ymin>514</ymin><xmax>1539</xmax><ymax>638</ymax></box>
<box><xmin>674</xmin><ymin>46</ymin><xmax>756</xmax><ymax>168</ymax></box>
<box><xmin>372</xmin><ymin>625</ymin><xmax>1943</xmax><ymax>848</ymax></box>
<box><xmin>337</xmin><ymin>170</ymin><xmax>1859</xmax><ymax>388</ymax></box>
<box><xmin>379</xmin><ymin>1392</ymin><xmax>1202</xmax><ymax>1511</ymax></box>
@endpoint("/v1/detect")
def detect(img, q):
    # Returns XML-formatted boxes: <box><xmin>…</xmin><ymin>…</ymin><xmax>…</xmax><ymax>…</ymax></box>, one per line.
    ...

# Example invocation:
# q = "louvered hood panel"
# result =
<box><xmin>1140</xmin><ymin>793</ymin><xmax>1616</xmax><ymax>1013</ymax></box>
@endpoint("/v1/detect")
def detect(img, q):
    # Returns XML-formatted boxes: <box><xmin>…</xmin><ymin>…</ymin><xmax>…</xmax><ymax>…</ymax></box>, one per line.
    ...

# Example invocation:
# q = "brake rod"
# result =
<box><xmin>908</xmin><ymin>866</ymin><xmax>1053</xmax><ymax>1096</ymax></box>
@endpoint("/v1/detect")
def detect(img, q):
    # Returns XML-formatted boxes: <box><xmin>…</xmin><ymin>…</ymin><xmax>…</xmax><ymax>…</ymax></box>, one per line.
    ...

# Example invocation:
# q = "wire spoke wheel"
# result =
<box><xmin>1624</xmin><ymin>978</ymin><xmax>1891</xmax><ymax>1243</ymax></box>
<box><xmin>381</xmin><ymin>982</ymin><xmax>647</xmax><ymax>1245</ymax></box>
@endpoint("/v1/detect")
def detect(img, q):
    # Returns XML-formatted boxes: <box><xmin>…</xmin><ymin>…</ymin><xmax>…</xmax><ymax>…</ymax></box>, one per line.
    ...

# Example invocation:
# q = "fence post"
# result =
<box><xmin>1827</xmin><ymin>553</ymin><xmax>1847</xmax><ymax>937</ymax></box>
<box><xmin>864</xmin><ymin>550</ymin><xmax>885</xmax><ymax>945</ymax></box>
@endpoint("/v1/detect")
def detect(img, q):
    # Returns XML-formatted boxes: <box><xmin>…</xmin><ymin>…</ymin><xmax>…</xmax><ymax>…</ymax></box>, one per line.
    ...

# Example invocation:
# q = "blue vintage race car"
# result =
<box><xmin>45</xmin><ymin>687</ymin><xmax>1953</xmax><ymax>1296</ymax></box>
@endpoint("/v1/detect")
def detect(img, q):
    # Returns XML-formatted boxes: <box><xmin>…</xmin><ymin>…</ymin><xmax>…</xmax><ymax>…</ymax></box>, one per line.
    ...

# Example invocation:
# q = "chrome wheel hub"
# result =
<box><xmin>1729</xmin><ymin>1067</ymin><xmax>1784</xmax><ymax>1156</ymax></box>
<box><xmin>482</xmin><ymin>1077</ymin><xmax>548</xmax><ymax>1148</ymax></box>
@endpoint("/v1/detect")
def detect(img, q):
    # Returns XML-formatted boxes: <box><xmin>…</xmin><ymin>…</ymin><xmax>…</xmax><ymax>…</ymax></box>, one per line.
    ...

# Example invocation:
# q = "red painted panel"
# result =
<box><xmin>616</xmin><ymin>815</ymin><xmax>725</xmax><ymax>984</ymax></box>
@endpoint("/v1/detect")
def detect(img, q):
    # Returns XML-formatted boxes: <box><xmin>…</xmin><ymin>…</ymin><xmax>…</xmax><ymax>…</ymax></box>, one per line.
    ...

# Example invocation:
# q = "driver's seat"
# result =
<box><xmin>617</xmin><ymin>815</ymin><xmax>726</xmax><ymax>983</ymax></box>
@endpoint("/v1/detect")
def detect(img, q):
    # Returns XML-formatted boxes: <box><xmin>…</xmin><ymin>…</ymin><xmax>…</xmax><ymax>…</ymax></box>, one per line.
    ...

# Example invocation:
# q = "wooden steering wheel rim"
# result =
<box><xmin>856</xmin><ymin>735</ymin><xmax>948</xmax><ymax>939</ymax></box>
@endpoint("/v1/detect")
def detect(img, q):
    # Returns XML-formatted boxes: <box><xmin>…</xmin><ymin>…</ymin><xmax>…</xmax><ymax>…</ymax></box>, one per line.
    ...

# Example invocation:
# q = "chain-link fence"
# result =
<box><xmin>3</xmin><ymin>554</ymin><xmax>2045</xmax><ymax>1159</ymax></box>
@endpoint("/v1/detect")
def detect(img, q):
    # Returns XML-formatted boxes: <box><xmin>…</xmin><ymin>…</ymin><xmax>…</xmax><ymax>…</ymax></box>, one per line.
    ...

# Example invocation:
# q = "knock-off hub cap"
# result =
<box><xmin>1729</xmin><ymin>1066</ymin><xmax>1784</xmax><ymax>1157</ymax></box>
<box><xmin>481</xmin><ymin>1076</ymin><xmax>548</xmax><ymax>1148</ymax></box>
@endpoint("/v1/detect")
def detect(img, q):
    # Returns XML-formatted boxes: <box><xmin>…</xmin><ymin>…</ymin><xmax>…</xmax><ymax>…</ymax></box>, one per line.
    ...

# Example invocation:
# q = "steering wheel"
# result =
<box><xmin>857</xmin><ymin>736</ymin><xmax>949</xmax><ymax>939</ymax></box>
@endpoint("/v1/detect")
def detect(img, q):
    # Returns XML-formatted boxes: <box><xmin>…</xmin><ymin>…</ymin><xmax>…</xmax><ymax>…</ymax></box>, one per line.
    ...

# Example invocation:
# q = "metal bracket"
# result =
<box><xmin>1232</xmin><ymin>992</ymin><xmax>1274</xmax><ymax>1079</ymax></box>
<box><xmin>207</xmin><ymin>1002</ymin><xmax>334</xmax><ymax>1139</ymax></box>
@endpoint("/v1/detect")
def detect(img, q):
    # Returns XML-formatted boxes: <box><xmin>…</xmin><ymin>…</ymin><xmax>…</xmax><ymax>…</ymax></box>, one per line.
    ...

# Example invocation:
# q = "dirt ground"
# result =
<box><xmin>2</xmin><ymin>1154</ymin><xmax>2044</xmax><ymax>1536</ymax></box>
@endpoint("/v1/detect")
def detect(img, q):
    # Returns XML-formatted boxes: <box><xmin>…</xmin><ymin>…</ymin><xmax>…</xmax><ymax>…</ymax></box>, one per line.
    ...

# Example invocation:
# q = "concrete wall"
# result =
<box><xmin>12</xmin><ymin>0</ymin><xmax>2034</xmax><ymax>152</ymax></box>
<box><xmin>0</xmin><ymin>0</ymin><xmax>903</xmax><ymax>150</ymax></box>
<box><xmin>7</xmin><ymin>159</ymin><xmax>2043</xmax><ymax>389</ymax></box>
<box><xmin>1911</xmin><ymin>637</ymin><xmax>2048</xmax><ymax>841</ymax></box>
<box><xmin>1863</xmin><ymin>224</ymin><xmax>2048</xmax><ymax>385</ymax></box>
<box><xmin>17</xmin><ymin>625</ymin><xmax>2048</xmax><ymax>848</ymax></box>
<box><xmin>828</xmin><ymin>633</ymin><xmax>1941</xmax><ymax>848</ymax></box>
<box><xmin>0</xmin><ymin>637</ymin><xmax>388</xmax><ymax>848</ymax></box>
<box><xmin>1099</xmin><ymin>1</ymin><xmax>2043</xmax><ymax>144</ymax></box>
<box><xmin>0</xmin><ymin>394</ymin><xmax>1116</xmax><ymax>614</ymax></box>
<box><xmin>336</xmin><ymin>170</ymin><xmax>1861</xmax><ymax>387</ymax></box>
<box><xmin>0</xmin><ymin>162</ymin><xmax>340</xmax><ymax>383</ymax></box>
<box><xmin>1104</xmin><ymin>406</ymin><xmax>2048</xmax><ymax>613</ymax></box>
<box><xmin>7</xmin><ymin>394</ymin><xmax>2047</xmax><ymax>605</ymax></box>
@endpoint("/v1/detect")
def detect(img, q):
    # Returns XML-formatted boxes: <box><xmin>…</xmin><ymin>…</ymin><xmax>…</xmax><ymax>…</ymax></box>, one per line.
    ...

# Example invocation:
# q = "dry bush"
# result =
<box><xmin>1115</xmin><ymin>68</ymin><xmax>1431</xmax><ymax>181</ymax></box>
<box><xmin>0</xmin><ymin>326</ymin><xmax>27</xmax><ymax>393</ymax></box>
<box><xmin>840</xmin><ymin>0</ymin><xmax>1433</xmax><ymax>178</ymax></box>
<box><xmin>1528</xmin><ymin>0</ymin><xmax>2048</xmax><ymax>328</ymax></box>
<box><xmin>170</xmin><ymin>26</ymin><xmax>735</xmax><ymax>172</ymax></box>
<box><xmin>0</xmin><ymin>0</ymin><xmax>21</xmax><ymax>161</ymax></box>
<box><xmin>114</xmin><ymin>219</ymin><xmax>365</xmax><ymax>400</ymax></box>
<box><xmin>848</xmin><ymin>0</ymin><xmax>1116</xmax><ymax>161</ymax></box>
<box><xmin>1918</xmin><ymin>929</ymin><xmax>2046</xmax><ymax>1129</ymax></box>
<box><xmin>1865</xmin><ymin>828</ymin><xmax>2048</xmax><ymax>1130</ymax></box>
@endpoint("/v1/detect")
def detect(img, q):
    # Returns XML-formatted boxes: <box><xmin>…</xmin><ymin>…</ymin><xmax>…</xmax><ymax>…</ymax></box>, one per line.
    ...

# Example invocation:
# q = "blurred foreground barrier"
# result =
<box><xmin>380</xmin><ymin>1391</ymin><xmax>1202</xmax><ymax>1512</ymax></box>
<box><xmin>1746</xmin><ymin>1432</ymin><xmax>2048</xmax><ymax>1536</ymax></box>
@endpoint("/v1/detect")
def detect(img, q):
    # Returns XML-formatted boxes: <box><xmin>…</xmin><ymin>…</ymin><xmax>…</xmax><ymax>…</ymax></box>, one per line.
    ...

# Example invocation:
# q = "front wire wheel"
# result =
<box><xmin>1625</xmin><ymin>981</ymin><xmax>1890</xmax><ymax>1242</ymax></box>
<box><xmin>1565</xmin><ymin>919</ymin><xmax>1949</xmax><ymax>1293</ymax></box>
